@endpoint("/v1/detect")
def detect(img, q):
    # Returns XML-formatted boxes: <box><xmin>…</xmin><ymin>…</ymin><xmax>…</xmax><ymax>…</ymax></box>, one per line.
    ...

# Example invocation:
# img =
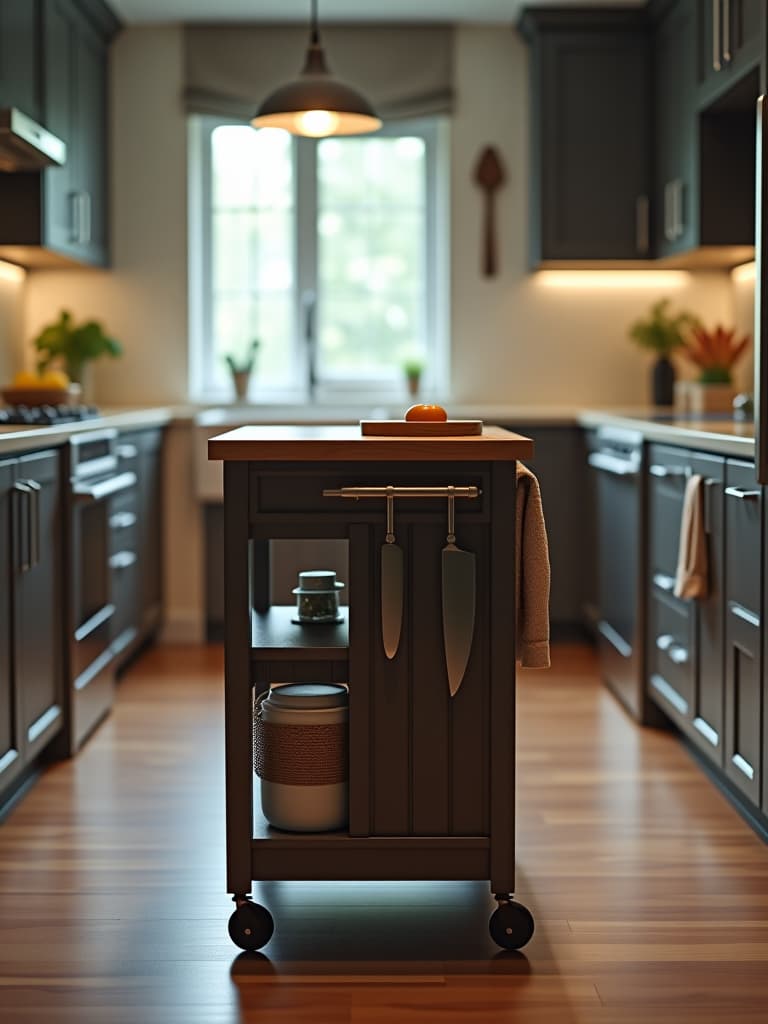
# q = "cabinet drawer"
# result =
<box><xmin>248</xmin><ymin>464</ymin><xmax>490</xmax><ymax>520</ymax></box>
<box><xmin>648</xmin><ymin>592</ymin><xmax>694</xmax><ymax>718</ymax></box>
<box><xmin>648</xmin><ymin>444</ymin><xmax>691</xmax><ymax>580</ymax></box>
<box><xmin>724</xmin><ymin>460</ymin><xmax>761</xmax><ymax>617</ymax></box>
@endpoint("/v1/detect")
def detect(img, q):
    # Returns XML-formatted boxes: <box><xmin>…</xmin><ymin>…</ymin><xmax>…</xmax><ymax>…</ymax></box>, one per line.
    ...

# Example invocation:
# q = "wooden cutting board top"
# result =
<box><xmin>208</xmin><ymin>424</ymin><xmax>533</xmax><ymax>462</ymax></box>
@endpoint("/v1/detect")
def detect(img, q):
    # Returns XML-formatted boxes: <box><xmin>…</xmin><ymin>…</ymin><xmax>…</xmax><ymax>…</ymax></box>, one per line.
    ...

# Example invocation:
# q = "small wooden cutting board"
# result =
<box><xmin>360</xmin><ymin>420</ymin><xmax>483</xmax><ymax>436</ymax></box>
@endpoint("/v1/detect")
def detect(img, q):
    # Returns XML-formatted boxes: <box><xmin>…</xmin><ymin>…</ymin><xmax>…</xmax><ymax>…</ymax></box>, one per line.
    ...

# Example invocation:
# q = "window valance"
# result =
<box><xmin>183</xmin><ymin>24</ymin><xmax>454</xmax><ymax>122</ymax></box>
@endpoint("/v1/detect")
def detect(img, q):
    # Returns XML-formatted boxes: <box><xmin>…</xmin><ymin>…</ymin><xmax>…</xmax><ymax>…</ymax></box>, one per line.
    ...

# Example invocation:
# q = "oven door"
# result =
<box><xmin>70</xmin><ymin>469</ymin><xmax>137</xmax><ymax>748</ymax></box>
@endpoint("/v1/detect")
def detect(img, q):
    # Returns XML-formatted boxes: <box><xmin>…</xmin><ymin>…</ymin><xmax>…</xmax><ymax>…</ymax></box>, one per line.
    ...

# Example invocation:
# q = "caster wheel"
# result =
<box><xmin>489</xmin><ymin>901</ymin><xmax>534</xmax><ymax>950</ymax></box>
<box><xmin>228</xmin><ymin>901</ymin><xmax>274</xmax><ymax>951</ymax></box>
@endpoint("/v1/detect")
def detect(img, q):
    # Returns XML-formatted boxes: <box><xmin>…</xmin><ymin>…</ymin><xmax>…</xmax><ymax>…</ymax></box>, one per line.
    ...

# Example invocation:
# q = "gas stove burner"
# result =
<box><xmin>0</xmin><ymin>403</ymin><xmax>101</xmax><ymax>426</ymax></box>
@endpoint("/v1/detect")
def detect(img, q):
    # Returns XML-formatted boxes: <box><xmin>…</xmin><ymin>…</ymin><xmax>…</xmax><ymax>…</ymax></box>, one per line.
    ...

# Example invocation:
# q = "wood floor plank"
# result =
<box><xmin>0</xmin><ymin>643</ymin><xmax>767</xmax><ymax>1023</ymax></box>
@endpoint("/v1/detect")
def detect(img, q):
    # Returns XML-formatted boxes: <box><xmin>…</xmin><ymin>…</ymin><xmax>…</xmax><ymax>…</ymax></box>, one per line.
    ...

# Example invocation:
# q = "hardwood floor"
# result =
<box><xmin>1</xmin><ymin>643</ymin><xmax>767</xmax><ymax>1022</ymax></box>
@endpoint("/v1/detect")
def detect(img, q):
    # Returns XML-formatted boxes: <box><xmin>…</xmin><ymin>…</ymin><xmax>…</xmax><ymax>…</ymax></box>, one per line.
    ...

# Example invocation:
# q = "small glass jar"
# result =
<box><xmin>291</xmin><ymin>569</ymin><xmax>344</xmax><ymax>624</ymax></box>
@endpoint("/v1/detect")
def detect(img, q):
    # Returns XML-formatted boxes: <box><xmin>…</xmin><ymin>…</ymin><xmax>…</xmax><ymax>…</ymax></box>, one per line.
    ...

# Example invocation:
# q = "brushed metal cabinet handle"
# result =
<box><xmin>25</xmin><ymin>479</ymin><xmax>41</xmax><ymax>569</ymax></box>
<box><xmin>722</xmin><ymin>0</ymin><xmax>731</xmax><ymax>64</ymax></box>
<box><xmin>664</xmin><ymin>182</ymin><xmax>674</xmax><ymax>241</ymax></box>
<box><xmin>724</xmin><ymin>485</ymin><xmax>761</xmax><ymax>499</ymax></box>
<box><xmin>712</xmin><ymin>0</ymin><xmax>722</xmax><ymax>71</ymax></box>
<box><xmin>12</xmin><ymin>481</ymin><xmax>32</xmax><ymax>573</ymax></box>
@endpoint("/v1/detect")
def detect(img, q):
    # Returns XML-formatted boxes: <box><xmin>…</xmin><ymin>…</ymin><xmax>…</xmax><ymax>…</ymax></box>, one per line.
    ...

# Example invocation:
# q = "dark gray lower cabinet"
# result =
<box><xmin>111</xmin><ymin>428</ymin><xmax>164</xmax><ymax>664</ymax></box>
<box><xmin>0</xmin><ymin>449</ymin><xmax>63</xmax><ymax>806</ymax></box>
<box><xmin>723</xmin><ymin>459</ymin><xmax>762</xmax><ymax>805</ymax></box>
<box><xmin>646</xmin><ymin>445</ymin><xmax>726</xmax><ymax>763</ymax></box>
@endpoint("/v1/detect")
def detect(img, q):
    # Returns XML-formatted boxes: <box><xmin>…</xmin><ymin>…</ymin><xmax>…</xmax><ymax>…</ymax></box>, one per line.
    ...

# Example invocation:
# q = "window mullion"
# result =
<box><xmin>295</xmin><ymin>137</ymin><xmax>318</xmax><ymax>399</ymax></box>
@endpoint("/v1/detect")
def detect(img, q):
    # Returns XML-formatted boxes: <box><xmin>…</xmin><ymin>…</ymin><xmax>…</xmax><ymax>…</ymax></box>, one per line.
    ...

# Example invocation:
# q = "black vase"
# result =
<box><xmin>652</xmin><ymin>356</ymin><xmax>675</xmax><ymax>407</ymax></box>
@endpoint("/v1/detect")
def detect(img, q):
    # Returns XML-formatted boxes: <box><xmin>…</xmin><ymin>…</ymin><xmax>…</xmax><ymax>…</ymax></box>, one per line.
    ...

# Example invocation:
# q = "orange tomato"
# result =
<box><xmin>404</xmin><ymin>404</ymin><xmax>448</xmax><ymax>422</ymax></box>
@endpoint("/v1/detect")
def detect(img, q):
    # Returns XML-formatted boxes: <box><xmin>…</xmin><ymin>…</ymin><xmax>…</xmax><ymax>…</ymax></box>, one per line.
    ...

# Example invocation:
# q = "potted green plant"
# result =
<box><xmin>34</xmin><ymin>310</ymin><xmax>122</xmax><ymax>386</ymax></box>
<box><xmin>628</xmin><ymin>299</ymin><xmax>699</xmax><ymax>406</ymax></box>
<box><xmin>225</xmin><ymin>340</ymin><xmax>260</xmax><ymax>402</ymax></box>
<box><xmin>402</xmin><ymin>357</ymin><xmax>425</xmax><ymax>398</ymax></box>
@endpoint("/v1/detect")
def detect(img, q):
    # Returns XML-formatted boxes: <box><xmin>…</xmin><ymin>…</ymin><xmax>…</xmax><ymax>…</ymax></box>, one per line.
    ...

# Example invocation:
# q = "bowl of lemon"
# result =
<box><xmin>2</xmin><ymin>369</ymin><xmax>79</xmax><ymax>407</ymax></box>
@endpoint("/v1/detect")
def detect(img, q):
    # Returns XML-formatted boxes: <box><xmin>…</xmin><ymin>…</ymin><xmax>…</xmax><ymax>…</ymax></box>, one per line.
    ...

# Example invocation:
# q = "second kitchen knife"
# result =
<box><xmin>442</xmin><ymin>487</ymin><xmax>476</xmax><ymax>697</ymax></box>
<box><xmin>381</xmin><ymin>487</ymin><xmax>404</xmax><ymax>659</ymax></box>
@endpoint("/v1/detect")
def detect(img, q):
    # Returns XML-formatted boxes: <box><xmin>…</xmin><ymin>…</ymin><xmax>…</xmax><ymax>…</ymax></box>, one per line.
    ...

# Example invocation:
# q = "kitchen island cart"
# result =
<box><xmin>208</xmin><ymin>424</ymin><xmax>535</xmax><ymax>951</ymax></box>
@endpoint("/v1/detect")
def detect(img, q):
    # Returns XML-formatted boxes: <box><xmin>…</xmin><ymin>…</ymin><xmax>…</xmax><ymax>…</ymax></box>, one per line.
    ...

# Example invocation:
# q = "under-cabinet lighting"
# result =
<box><xmin>731</xmin><ymin>261</ymin><xmax>756</xmax><ymax>285</ymax></box>
<box><xmin>533</xmin><ymin>270</ymin><xmax>693</xmax><ymax>289</ymax></box>
<box><xmin>0</xmin><ymin>260</ymin><xmax>25</xmax><ymax>284</ymax></box>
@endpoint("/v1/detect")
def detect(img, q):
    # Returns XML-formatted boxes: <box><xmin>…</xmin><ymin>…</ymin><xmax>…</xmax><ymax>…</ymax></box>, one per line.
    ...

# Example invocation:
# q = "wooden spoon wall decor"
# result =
<box><xmin>473</xmin><ymin>145</ymin><xmax>506</xmax><ymax>277</ymax></box>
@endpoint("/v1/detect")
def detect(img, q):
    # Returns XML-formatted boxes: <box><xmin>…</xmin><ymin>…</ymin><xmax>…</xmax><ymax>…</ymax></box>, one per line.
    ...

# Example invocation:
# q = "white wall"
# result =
<box><xmin>0</xmin><ymin>262</ymin><xmax>26</xmax><ymax>385</ymax></box>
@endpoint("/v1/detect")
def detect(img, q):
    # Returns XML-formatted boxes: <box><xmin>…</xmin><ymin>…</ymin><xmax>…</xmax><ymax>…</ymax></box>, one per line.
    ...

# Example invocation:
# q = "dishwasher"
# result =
<box><xmin>587</xmin><ymin>427</ymin><xmax>648</xmax><ymax>720</ymax></box>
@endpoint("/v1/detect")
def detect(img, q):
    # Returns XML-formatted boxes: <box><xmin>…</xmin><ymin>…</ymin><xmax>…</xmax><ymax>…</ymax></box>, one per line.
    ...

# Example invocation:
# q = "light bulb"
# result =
<box><xmin>295</xmin><ymin>109</ymin><xmax>340</xmax><ymax>137</ymax></box>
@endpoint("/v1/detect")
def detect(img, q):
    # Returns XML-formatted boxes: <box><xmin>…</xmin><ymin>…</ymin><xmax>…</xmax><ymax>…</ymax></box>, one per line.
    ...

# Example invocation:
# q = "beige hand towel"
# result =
<box><xmin>673</xmin><ymin>473</ymin><xmax>709</xmax><ymax>600</ymax></box>
<box><xmin>516</xmin><ymin>463</ymin><xmax>551</xmax><ymax>668</ymax></box>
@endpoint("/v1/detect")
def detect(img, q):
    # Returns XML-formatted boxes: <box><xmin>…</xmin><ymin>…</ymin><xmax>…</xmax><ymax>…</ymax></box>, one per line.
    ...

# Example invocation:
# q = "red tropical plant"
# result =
<box><xmin>682</xmin><ymin>325</ymin><xmax>750</xmax><ymax>384</ymax></box>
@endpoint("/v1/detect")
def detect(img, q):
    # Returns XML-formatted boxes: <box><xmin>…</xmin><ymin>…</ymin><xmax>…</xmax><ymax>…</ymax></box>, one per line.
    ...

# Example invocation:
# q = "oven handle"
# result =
<box><xmin>72</xmin><ymin>471</ymin><xmax>137</xmax><ymax>503</ymax></box>
<box><xmin>587</xmin><ymin>451</ymin><xmax>640</xmax><ymax>476</ymax></box>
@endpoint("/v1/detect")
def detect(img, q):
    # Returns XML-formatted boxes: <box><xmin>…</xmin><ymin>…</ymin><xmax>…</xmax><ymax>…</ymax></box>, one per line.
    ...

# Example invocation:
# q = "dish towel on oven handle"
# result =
<box><xmin>674</xmin><ymin>473</ymin><xmax>709</xmax><ymax>600</ymax></box>
<box><xmin>516</xmin><ymin>463</ymin><xmax>551</xmax><ymax>669</ymax></box>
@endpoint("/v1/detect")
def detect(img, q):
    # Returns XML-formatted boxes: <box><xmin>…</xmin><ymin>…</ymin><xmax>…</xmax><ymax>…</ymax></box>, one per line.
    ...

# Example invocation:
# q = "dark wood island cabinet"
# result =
<box><xmin>208</xmin><ymin>424</ymin><xmax>536</xmax><ymax>952</ymax></box>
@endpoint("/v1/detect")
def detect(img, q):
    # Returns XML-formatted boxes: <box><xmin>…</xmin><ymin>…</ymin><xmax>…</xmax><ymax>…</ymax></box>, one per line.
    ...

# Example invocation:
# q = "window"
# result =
<box><xmin>189</xmin><ymin>116</ymin><xmax>447</xmax><ymax>403</ymax></box>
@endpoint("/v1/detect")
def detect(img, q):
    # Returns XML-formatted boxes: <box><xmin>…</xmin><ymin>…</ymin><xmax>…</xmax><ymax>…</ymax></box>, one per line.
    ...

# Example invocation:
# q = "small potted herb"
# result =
<box><xmin>225</xmin><ymin>339</ymin><xmax>260</xmax><ymax>402</ymax></box>
<box><xmin>402</xmin><ymin>357</ymin><xmax>425</xmax><ymax>398</ymax></box>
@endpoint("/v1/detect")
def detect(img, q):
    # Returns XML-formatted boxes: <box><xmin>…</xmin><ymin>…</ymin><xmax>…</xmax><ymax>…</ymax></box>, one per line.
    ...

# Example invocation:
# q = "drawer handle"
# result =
<box><xmin>724</xmin><ymin>486</ymin><xmax>761</xmax><ymax>500</ymax></box>
<box><xmin>656</xmin><ymin>634</ymin><xmax>688</xmax><ymax>664</ymax></box>
<box><xmin>587</xmin><ymin>452</ymin><xmax>639</xmax><ymax>476</ymax></box>
<box><xmin>109</xmin><ymin>511</ymin><xmax>137</xmax><ymax>530</ymax></box>
<box><xmin>653</xmin><ymin>573</ymin><xmax>676</xmax><ymax>592</ymax></box>
<box><xmin>650</xmin><ymin>464</ymin><xmax>689</xmax><ymax>479</ymax></box>
<box><xmin>116</xmin><ymin>443</ymin><xmax>139</xmax><ymax>460</ymax></box>
<box><xmin>109</xmin><ymin>550</ymin><xmax>137</xmax><ymax>570</ymax></box>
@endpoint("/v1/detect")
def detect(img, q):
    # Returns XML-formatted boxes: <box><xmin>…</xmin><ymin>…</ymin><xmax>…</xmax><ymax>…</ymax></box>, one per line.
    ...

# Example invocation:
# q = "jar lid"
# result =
<box><xmin>292</xmin><ymin>569</ymin><xmax>345</xmax><ymax>593</ymax></box>
<box><xmin>266</xmin><ymin>683</ymin><xmax>348</xmax><ymax>710</ymax></box>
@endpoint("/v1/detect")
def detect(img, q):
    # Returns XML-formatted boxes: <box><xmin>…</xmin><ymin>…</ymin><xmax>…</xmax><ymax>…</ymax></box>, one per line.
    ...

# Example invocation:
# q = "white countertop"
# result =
<box><xmin>0</xmin><ymin>406</ymin><xmax>174</xmax><ymax>455</ymax></box>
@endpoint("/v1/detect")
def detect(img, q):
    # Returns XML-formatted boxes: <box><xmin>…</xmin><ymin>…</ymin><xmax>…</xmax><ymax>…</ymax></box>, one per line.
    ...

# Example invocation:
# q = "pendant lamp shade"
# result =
<box><xmin>251</xmin><ymin>2</ymin><xmax>381</xmax><ymax>138</ymax></box>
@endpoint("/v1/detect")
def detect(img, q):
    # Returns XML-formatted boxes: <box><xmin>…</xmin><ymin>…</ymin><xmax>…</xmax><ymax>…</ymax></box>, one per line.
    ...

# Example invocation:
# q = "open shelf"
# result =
<box><xmin>249</xmin><ymin>798</ymin><xmax>490</xmax><ymax>880</ymax></box>
<box><xmin>250</xmin><ymin>605</ymin><xmax>349</xmax><ymax>662</ymax></box>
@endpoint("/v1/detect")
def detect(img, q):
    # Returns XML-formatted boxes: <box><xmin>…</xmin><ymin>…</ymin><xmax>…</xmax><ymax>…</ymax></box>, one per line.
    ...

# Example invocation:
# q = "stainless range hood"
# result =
<box><xmin>0</xmin><ymin>108</ymin><xmax>66</xmax><ymax>172</ymax></box>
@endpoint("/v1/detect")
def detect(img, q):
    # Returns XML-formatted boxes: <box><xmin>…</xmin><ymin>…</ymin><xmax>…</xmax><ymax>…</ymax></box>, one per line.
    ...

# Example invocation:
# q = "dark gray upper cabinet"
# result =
<box><xmin>0</xmin><ymin>0</ymin><xmax>119</xmax><ymax>267</ymax></box>
<box><xmin>655</xmin><ymin>0</ymin><xmax>698</xmax><ymax>257</ymax></box>
<box><xmin>697</xmin><ymin>0</ymin><xmax>763</xmax><ymax>105</ymax></box>
<box><xmin>42</xmin><ymin>0</ymin><xmax>111</xmax><ymax>265</ymax></box>
<box><xmin>0</xmin><ymin>0</ymin><xmax>42</xmax><ymax>121</ymax></box>
<box><xmin>654</xmin><ymin>0</ymin><xmax>756</xmax><ymax>261</ymax></box>
<box><xmin>519</xmin><ymin>10</ymin><xmax>653</xmax><ymax>265</ymax></box>
<box><xmin>0</xmin><ymin>449</ymin><xmax>64</xmax><ymax>806</ymax></box>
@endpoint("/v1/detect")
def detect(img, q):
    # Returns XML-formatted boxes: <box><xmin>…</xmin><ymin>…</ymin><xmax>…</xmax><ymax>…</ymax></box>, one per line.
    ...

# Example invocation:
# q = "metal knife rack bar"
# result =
<box><xmin>322</xmin><ymin>486</ymin><xmax>481</xmax><ymax>500</ymax></box>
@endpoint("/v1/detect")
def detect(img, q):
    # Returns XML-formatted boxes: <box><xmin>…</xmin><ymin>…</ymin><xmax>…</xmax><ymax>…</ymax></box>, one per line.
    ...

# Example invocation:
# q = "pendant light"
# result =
<box><xmin>251</xmin><ymin>0</ymin><xmax>382</xmax><ymax>138</ymax></box>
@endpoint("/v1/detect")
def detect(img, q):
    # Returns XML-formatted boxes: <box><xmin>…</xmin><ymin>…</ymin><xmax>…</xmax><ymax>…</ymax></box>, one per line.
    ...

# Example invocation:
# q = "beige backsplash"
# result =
<box><xmin>0</xmin><ymin>261</ymin><xmax>26</xmax><ymax>387</ymax></box>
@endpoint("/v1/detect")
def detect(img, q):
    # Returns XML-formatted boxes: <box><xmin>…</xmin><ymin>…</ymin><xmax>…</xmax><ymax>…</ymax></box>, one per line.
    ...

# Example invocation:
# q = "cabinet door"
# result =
<box><xmin>14</xmin><ymin>450</ymin><xmax>63</xmax><ymax>762</ymax></box>
<box><xmin>520</xmin><ymin>11</ymin><xmax>653</xmax><ymax>264</ymax></box>
<box><xmin>690</xmin><ymin>451</ymin><xmax>726</xmax><ymax>762</ymax></box>
<box><xmin>698</xmin><ymin>0</ymin><xmax>763</xmax><ymax>103</ymax></box>
<box><xmin>0</xmin><ymin>0</ymin><xmax>41</xmax><ymax>120</ymax></box>
<box><xmin>0</xmin><ymin>459</ymin><xmax>23</xmax><ymax>796</ymax></box>
<box><xmin>655</xmin><ymin>0</ymin><xmax>698</xmax><ymax>258</ymax></box>
<box><xmin>41</xmin><ymin>0</ymin><xmax>110</xmax><ymax>265</ymax></box>
<box><xmin>136</xmin><ymin>430</ymin><xmax>163</xmax><ymax>634</ymax></box>
<box><xmin>70</xmin><ymin>10</ymin><xmax>108</xmax><ymax>265</ymax></box>
<box><xmin>723</xmin><ymin>459</ymin><xmax>761</xmax><ymax>805</ymax></box>
<box><xmin>42</xmin><ymin>0</ymin><xmax>77</xmax><ymax>255</ymax></box>
<box><xmin>647</xmin><ymin>446</ymin><xmax>695</xmax><ymax>724</ymax></box>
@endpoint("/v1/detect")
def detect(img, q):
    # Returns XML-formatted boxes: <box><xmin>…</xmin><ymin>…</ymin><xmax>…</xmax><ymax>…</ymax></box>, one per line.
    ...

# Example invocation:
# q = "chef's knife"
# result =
<box><xmin>442</xmin><ymin>488</ymin><xmax>476</xmax><ymax>697</ymax></box>
<box><xmin>381</xmin><ymin>487</ymin><xmax>404</xmax><ymax>659</ymax></box>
